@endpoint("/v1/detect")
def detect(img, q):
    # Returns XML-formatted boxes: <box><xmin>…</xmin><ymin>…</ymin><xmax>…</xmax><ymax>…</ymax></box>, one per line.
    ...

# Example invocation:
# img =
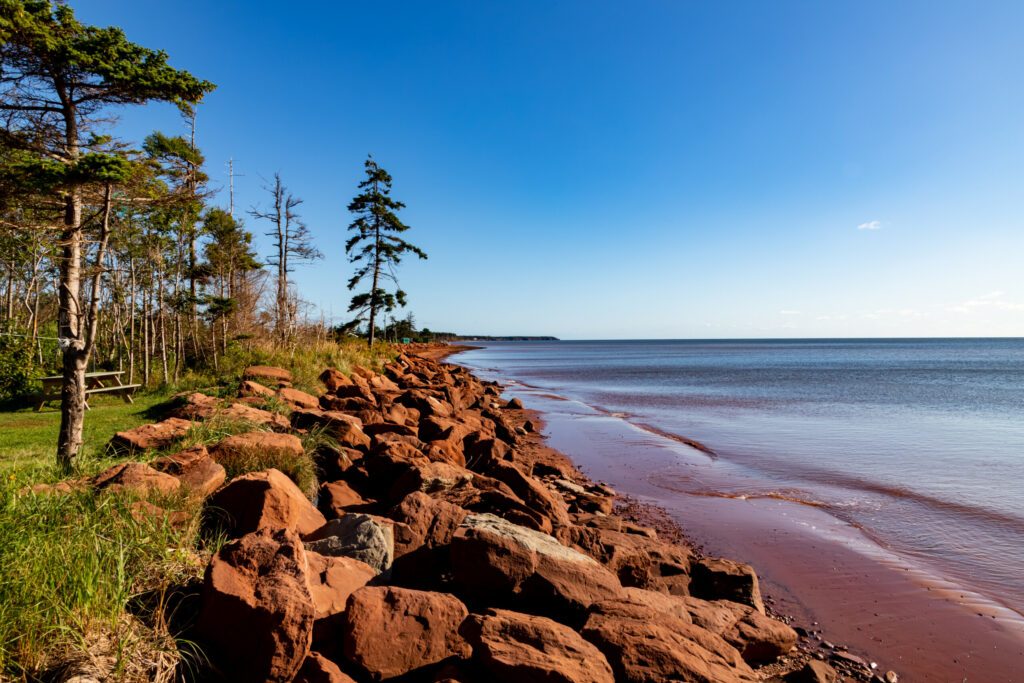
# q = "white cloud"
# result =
<box><xmin>857</xmin><ymin>220</ymin><xmax>882</xmax><ymax>231</ymax></box>
<box><xmin>779</xmin><ymin>310</ymin><xmax>801</xmax><ymax>316</ymax></box>
<box><xmin>948</xmin><ymin>291</ymin><xmax>1024</xmax><ymax>314</ymax></box>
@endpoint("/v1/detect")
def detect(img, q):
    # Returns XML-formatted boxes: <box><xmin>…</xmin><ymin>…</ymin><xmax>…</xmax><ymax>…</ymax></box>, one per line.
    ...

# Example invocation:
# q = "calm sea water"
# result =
<box><xmin>457</xmin><ymin>338</ymin><xmax>1024</xmax><ymax>614</ymax></box>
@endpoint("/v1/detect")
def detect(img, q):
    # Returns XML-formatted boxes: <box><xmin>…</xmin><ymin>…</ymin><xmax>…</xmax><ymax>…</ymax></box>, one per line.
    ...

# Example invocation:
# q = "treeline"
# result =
<box><xmin>0</xmin><ymin>2</ymin><xmax>428</xmax><ymax>467</ymax></box>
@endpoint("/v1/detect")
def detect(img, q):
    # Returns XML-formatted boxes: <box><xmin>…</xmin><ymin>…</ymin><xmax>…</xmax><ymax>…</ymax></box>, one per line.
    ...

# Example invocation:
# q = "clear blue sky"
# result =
<box><xmin>80</xmin><ymin>1</ymin><xmax>1024</xmax><ymax>338</ymax></box>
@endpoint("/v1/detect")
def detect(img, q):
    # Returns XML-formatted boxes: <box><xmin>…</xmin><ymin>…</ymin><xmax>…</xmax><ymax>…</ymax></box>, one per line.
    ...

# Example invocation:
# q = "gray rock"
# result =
<box><xmin>305</xmin><ymin>513</ymin><xmax>394</xmax><ymax>573</ymax></box>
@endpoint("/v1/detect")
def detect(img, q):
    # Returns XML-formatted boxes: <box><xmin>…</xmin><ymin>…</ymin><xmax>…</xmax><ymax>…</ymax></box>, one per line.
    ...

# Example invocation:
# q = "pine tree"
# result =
<box><xmin>345</xmin><ymin>156</ymin><xmax>427</xmax><ymax>346</ymax></box>
<box><xmin>0</xmin><ymin>1</ymin><xmax>213</xmax><ymax>469</ymax></box>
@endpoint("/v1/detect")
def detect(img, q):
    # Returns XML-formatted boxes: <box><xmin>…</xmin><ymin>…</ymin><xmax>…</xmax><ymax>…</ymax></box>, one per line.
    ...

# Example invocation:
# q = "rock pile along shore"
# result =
<box><xmin>83</xmin><ymin>350</ymin><xmax>859</xmax><ymax>683</ymax></box>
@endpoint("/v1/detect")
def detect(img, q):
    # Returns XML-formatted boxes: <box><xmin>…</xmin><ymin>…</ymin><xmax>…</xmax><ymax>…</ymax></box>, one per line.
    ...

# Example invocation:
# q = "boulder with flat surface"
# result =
<box><xmin>294</xmin><ymin>653</ymin><xmax>358</xmax><ymax>683</ymax></box>
<box><xmin>244</xmin><ymin>365</ymin><xmax>293</xmax><ymax>385</ymax></box>
<box><xmin>305</xmin><ymin>551</ymin><xmax>377</xmax><ymax>621</ymax></box>
<box><xmin>92</xmin><ymin>462</ymin><xmax>181</xmax><ymax>497</ymax></box>
<box><xmin>196</xmin><ymin>528</ymin><xmax>313</xmax><ymax>683</ymax></box>
<box><xmin>279</xmin><ymin>387</ymin><xmax>321</xmax><ymax>410</ymax></box>
<box><xmin>341</xmin><ymin>586</ymin><xmax>471</xmax><ymax>681</ymax></box>
<box><xmin>318</xmin><ymin>480</ymin><xmax>368</xmax><ymax>518</ymax></box>
<box><xmin>109</xmin><ymin>417</ymin><xmax>194</xmax><ymax>454</ymax></box>
<box><xmin>450</xmin><ymin>513</ymin><xmax>623</xmax><ymax>625</ymax></box>
<box><xmin>461</xmin><ymin>608</ymin><xmax>614</xmax><ymax>683</ymax></box>
<box><xmin>581</xmin><ymin>600</ymin><xmax>757</xmax><ymax>683</ymax></box>
<box><xmin>207</xmin><ymin>468</ymin><xmax>325</xmax><ymax>538</ymax></box>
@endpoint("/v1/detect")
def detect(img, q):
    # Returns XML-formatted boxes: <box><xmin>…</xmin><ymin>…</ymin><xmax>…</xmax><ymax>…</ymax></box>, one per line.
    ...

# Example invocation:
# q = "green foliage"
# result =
<box><xmin>345</xmin><ymin>156</ymin><xmax>427</xmax><ymax>339</ymax></box>
<box><xmin>0</xmin><ymin>331</ymin><xmax>39</xmax><ymax>401</ymax></box>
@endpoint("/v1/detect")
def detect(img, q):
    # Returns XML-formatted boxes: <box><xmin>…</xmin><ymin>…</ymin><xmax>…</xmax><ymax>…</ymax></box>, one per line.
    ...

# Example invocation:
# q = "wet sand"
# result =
<box><xmin>457</xmin><ymin>365</ymin><xmax>1024</xmax><ymax>682</ymax></box>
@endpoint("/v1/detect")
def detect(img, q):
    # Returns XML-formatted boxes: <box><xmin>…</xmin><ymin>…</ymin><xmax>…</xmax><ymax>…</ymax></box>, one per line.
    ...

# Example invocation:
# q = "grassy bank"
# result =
<box><xmin>0</xmin><ymin>338</ymin><xmax>395</xmax><ymax>681</ymax></box>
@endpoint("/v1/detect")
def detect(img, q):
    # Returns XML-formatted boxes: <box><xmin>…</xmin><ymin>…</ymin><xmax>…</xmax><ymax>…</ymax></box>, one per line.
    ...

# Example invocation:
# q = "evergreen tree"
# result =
<box><xmin>0</xmin><ymin>0</ymin><xmax>213</xmax><ymax>469</ymax></box>
<box><xmin>345</xmin><ymin>156</ymin><xmax>426</xmax><ymax>346</ymax></box>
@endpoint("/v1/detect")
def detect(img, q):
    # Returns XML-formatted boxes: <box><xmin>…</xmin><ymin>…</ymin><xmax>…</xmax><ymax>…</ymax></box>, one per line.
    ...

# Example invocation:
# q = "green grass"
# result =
<box><xmin>0</xmin><ymin>337</ymin><xmax>395</xmax><ymax>680</ymax></box>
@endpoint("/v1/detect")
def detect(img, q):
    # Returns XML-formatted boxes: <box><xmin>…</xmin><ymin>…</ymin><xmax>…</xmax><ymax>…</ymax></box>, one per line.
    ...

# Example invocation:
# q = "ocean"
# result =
<box><xmin>455</xmin><ymin>338</ymin><xmax>1024</xmax><ymax>620</ymax></box>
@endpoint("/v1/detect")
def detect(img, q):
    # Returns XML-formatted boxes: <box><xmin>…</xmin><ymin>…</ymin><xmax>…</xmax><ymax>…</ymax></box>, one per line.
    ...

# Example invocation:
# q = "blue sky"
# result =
<box><xmin>79</xmin><ymin>1</ymin><xmax>1024</xmax><ymax>338</ymax></box>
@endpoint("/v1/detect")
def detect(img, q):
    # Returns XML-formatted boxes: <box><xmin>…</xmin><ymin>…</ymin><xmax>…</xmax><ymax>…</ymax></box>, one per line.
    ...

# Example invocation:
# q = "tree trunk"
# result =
<box><xmin>56</xmin><ymin>189</ymin><xmax>86</xmax><ymax>471</ymax></box>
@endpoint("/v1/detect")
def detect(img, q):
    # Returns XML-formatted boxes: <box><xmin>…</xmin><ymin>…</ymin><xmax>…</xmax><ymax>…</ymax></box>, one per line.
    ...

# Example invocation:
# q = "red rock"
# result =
<box><xmin>295</xmin><ymin>653</ymin><xmax>358</xmax><ymax>683</ymax></box>
<box><xmin>279</xmin><ymin>387</ymin><xmax>321</xmax><ymax>410</ymax></box>
<box><xmin>572</xmin><ymin>526</ymin><xmax>692</xmax><ymax>592</ymax></box>
<box><xmin>390</xmin><ymin>460</ymin><xmax>474</xmax><ymax>501</ymax></box>
<box><xmin>690</xmin><ymin>556</ymin><xmax>764</xmax><ymax>613</ymax></box>
<box><xmin>581</xmin><ymin>601</ymin><xmax>757</xmax><ymax>683</ymax></box>
<box><xmin>291</xmin><ymin>409</ymin><xmax>371</xmax><ymax>451</ymax></box>
<box><xmin>313</xmin><ymin>444</ymin><xmax>362</xmax><ymax>481</ymax></box>
<box><xmin>485</xmin><ymin>460</ymin><xmax>571</xmax><ymax>531</ymax></box>
<box><xmin>505</xmin><ymin>397</ymin><xmax>524</xmax><ymax>410</ymax></box>
<box><xmin>681</xmin><ymin>597</ymin><xmax>797</xmax><ymax>664</ymax></box>
<box><xmin>197</xmin><ymin>528</ymin><xmax>314</xmax><ymax>682</ymax></box>
<box><xmin>389</xmin><ymin>491</ymin><xmax>468</xmax><ymax>558</ymax></box>
<box><xmin>450</xmin><ymin>513</ymin><xmax>623</xmax><ymax>625</ymax></box>
<box><xmin>174</xmin><ymin>393</ymin><xmax>290</xmax><ymax>430</ymax></box>
<box><xmin>362</xmin><ymin>421</ymin><xmax>417</xmax><ymax>438</ymax></box>
<box><xmin>210</xmin><ymin>431</ymin><xmax>306</xmax><ymax>468</ymax></box>
<box><xmin>92</xmin><ymin>462</ymin><xmax>181</xmax><ymax>496</ymax></box>
<box><xmin>320</xmin><ymin>395</ymin><xmax>376</xmax><ymax>412</ymax></box>
<box><xmin>150</xmin><ymin>445</ymin><xmax>226</xmax><ymax>497</ymax></box>
<box><xmin>207</xmin><ymin>468</ymin><xmax>326</xmax><ymax>538</ymax></box>
<box><xmin>319</xmin><ymin>368</ymin><xmax>353</xmax><ymax>392</ymax></box>
<box><xmin>462</xmin><ymin>608</ymin><xmax>614</xmax><ymax>683</ymax></box>
<box><xmin>306</xmin><ymin>551</ymin><xmax>377</xmax><ymax>620</ymax></box>
<box><xmin>244</xmin><ymin>365</ymin><xmax>293</xmax><ymax>385</ymax></box>
<box><xmin>319</xmin><ymin>480</ymin><xmax>368</xmax><ymax>518</ymax></box>
<box><xmin>341</xmin><ymin>586</ymin><xmax>471</xmax><ymax>680</ymax></box>
<box><xmin>109</xmin><ymin>417</ymin><xmax>194</xmax><ymax>454</ymax></box>
<box><xmin>240</xmin><ymin>379</ymin><xmax>275</xmax><ymax>398</ymax></box>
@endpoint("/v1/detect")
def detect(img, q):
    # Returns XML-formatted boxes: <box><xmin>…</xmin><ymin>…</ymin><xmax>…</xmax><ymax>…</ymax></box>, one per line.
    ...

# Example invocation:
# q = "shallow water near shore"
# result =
<box><xmin>453</xmin><ymin>338</ymin><xmax>1024</xmax><ymax>681</ymax></box>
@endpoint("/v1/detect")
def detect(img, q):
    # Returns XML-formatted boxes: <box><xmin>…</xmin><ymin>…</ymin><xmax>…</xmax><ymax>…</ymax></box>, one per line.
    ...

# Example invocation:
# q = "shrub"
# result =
<box><xmin>0</xmin><ymin>332</ymin><xmax>40</xmax><ymax>402</ymax></box>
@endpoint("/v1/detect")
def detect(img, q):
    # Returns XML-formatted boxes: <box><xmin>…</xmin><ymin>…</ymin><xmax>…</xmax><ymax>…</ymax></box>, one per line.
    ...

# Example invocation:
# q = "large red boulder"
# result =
<box><xmin>279</xmin><ymin>387</ymin><xmax>321</xmax><ymax>410</ymax></box>
<box><xmin>109</xmin><ymin>417</ymin><xmax>194</xmax><ymax>454</ymax></box>
<box><xmin>690</xmin><ymin>556</ymin><xmax>764</xmax><ymax>613</ymax></box>
<box><xmin>319</xmin><ymin>368</ymin><xmax>352</xmax><ymax>392</ymax></box>
<box><xmin>291</xmin><ymin>409</ymin><xmax>371</xmax><ymax>451</ymax></box>
<box><xmin>197</xmin><ymin>528</ymin><xmax>314</xmax><ymax>682</ymax></box>
<box><xmin>389</xmin><ymin>491</ymin><xmax>467</xmax><ymax>558</ymax></box>
<box><xmin>580</xmin><ymin>600</ymin><xmax>758</xmax><ymax>683</ymax></box>
<box><xmin>461</xmin><ymin>608</ymin><xmax>614</xmax><ymax>683</ymax></box>
<box><xmin>318</xmin><ymin>480</ymin><xmax>368</xmax><ymax>519</ymax></box>
<box><xmin>306</xmin><ymin>551</ymin><xmax>377</xmax><ymax>621</ymax></box>
<box><xmin>341</xmin><ymin>586</ymin><xmax>471</xmax><ymax>680</ymax></box>
<box><xmin>91</xmin><ymin>462</ymin><xmax>181</xmax><ymax>497</ymax></box>
<box><xmin>210</xmin><ymin>432</ymin><xmax>306</xmax><ymax>470</ymax></box>
<box><xmin>450</xmin><ymin>513</ymin><xmax>623</xmax><ymax>625</ymax></box>
<box><xmin>683</xmin><ymin>597</ymin><xmax>797</xmax><ymax>664</ymax></box>
<box><xmin>207</xmin><ymin>468</ymin><xmax>326</xmax><ymax>538</ymax></box>
<box><xmin>150</xmin><ymin>445</ymin><xmax>226</xmax><ymax>497</ymax></box>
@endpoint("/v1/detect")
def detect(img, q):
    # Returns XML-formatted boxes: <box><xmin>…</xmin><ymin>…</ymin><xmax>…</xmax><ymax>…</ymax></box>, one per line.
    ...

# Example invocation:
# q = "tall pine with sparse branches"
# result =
<box><xmin>345</xmin><ymin>156</ymin><xmax>426</xmax><ymax>346</ymax></box>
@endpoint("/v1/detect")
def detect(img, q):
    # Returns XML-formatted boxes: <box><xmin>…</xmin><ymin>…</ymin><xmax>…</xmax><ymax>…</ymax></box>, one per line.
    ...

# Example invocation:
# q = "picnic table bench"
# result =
<box><xmin>36</xmin><ymin>371</ymin><xmax>142</xmax><ymax>411</ymax></box>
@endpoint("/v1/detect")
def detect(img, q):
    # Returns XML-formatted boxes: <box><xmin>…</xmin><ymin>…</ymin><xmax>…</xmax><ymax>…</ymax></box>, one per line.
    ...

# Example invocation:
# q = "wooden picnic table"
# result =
<box><xmin>36</xmin><ymin>371</ymin><xmax>142</xmax><ymax>411</ymax></box>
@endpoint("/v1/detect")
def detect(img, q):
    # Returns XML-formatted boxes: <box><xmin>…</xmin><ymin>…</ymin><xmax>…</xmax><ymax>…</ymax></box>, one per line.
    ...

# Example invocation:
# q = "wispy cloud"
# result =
<box><xmin>857</xmin><ymin>220</ymin><xmax>882</xmax><ymax>231</ymax></box>
<box><xmin>779</xmin><ymin>310</ymin><xmax>801</xmax><ymax>316</ymax></box>
<box><xmin>948</xmin><ymin>291</ymin><xmax>1024</xmax><ymax>314</ymax></box>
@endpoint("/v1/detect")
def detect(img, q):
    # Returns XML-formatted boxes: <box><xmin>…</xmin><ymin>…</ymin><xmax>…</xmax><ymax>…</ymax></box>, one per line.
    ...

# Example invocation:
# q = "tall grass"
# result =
<box><xmin>0</xmin><ymin>485</ymin><xmax>207</xmax><ymax>681</ymax></box>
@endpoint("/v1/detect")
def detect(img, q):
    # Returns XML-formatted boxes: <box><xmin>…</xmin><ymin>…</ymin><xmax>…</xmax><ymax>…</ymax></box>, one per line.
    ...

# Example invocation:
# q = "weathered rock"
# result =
<box><xmin>680</xmin><ymin>597</ymin><xmax>797</xmax><ymax>663</ymax></box>
<box><xmin>291</xmin><ymin>409</ymin><xmax>371</xmax><ymax>451</ymax></box>
<box><xmin>313</xmin><ymin>444</ymin><xmax>362</xmax><ymax>481</ymax></box>
<box><xmin>197</xmin><ymin>528</ymin><xmax>314</xmax><ymax>682</ymax></box>
<box><xmin>172</xmin><ymin>392</ymin><xmax>290</xmax><ymax>429</ymax></box>
<box><xmin>389</xmin><ymin>492</ymin><xmax>468</xmax><ymax>558</ymax></box>
<box><xmin>305</xmin><ymin>514</ymin><xmax>394</xmax><ymax>573</ymax></box>
<box><xmin>581</xmin><ymin>602</ymin><xmax>757</xmax><ymax>683</ymax></box>
<box><xmin>485</xmin><ymin>460</ymin><xmax>571</xmax><ymax>531</ymax></box>
<box><xmin>109</xmin><ymin>417</ymin><xmax>194</xmax><ymax>454</ymax></box>
<box><xmin>240</xmin><ymin>379</ymin><xmax>276</xmax><ymax>398</ymax></box>
<box><xmin>450</xmin><ymin>513</ymin><xmax>623</xmax><ymax>625</ymax></box>
<box><xmin>572</xmin><ymin>526</ymin><xmax>692</xmax><ymax>592</ymax></box>
<box><xmin>690</xmin><ymin>556</ymin><xmax>764</xmax><ymax>613</ymax></box>
<box><xmin>207</xmin><ymin>468</ymin><xmax>325</xmax><ymax>538</ymax></box>
<box><xmin>341</xmin><ymin>586</ymin><xmax>471</xmax><ymax>680</ymax></box>
<box><xmin>318</xmin><ymin>480</ymin><xmax>368</xmax><ymax>518</ymax></box>
<box><xmin>784</xmin><ymin>660</ymin><xmax>839</xmax><ymax>683</ymax></box>
<box><xmin>210</xmin><ymin>431</ymin><xmax>306</xmax><ymax>468</ymax></box>
<box><xmin>150</xmin><ymin>445</ymin><xmax>226</xmax><ymax>497</ymax></box>
<box><xmin>306</xmin><ymin>551</ymin><xmax>377</xmax><ymax>620</ymax></box>
<box><xmin>244</xmin><ymin>365</ymin><xmax>293</xmax><ymax>385</ymax></box>
<box><xmin>279</xmin><ymin>387</ymin><xmax>321</xmax><ymax>410</ymax></box>
<box><xmin>390</xmin><ymin>460</ymin><xmax>474</xmax><ymax>501</ymax></box>
<box><xmin>462</xmin><ymin>608</ymin><xmax>614</xmax><ymax>683</ymax></box>
<box><xmin>319</xmin><ymin>368</ymin><xmax>352</xmax><ymax>393</ymax></box>
<box><xmin>295</xmin><ymin>652</ymin><xmax>358</xmax><ymax>683</ymax></box>
<box><xmin>92</xmin><ymin>462</ymin><xmax>181</xmax><ymax>496</ymax></box>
